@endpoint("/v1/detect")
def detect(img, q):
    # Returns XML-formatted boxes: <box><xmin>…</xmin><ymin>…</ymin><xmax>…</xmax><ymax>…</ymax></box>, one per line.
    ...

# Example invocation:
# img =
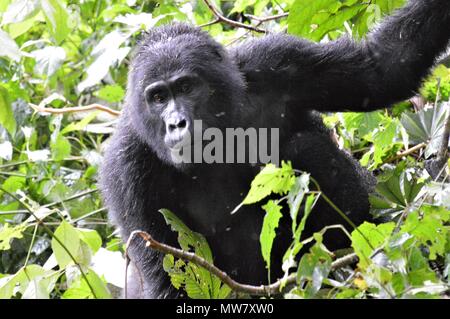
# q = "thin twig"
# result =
<box><xmin>24</xmin><ymin>223</ymin><xmax>39</xmax><ymax>266</ymax></box>
<box><xmin>226</xmin><ymin>21</ymin><xmax>264</xmax><ymax>47</ymax></box>
<box><xmin>1</xmin><ymin>189</ymin><xmax>99</xmax><ymax>220</ymax></box>
<box><xmin>385</xmin><ymin>142</ymin><xmax>427</xmax><ymax>163</ymax></box>
<box><xmin>199</xmin><ymin>18</ymin><xmax>220</xmax><ymax>28</ymax></box>
<box><xmin>0</xmin><ymin>157</ymin><xmax>86</xmax><ymax>170</ymax></box>
<box><xmin>292</xmin><ymin>170</ymin><xmax>375</xmax><ymax>253</ymax></box>
<box><xmin>29</xmin><ymin>103</ymin><xmax>121</xmax><ymax>116</ymax></box>
<box><xmin>43</xmin><ymin>189</ymin><xmax>99</xmax><ymax>209</ymax></box>
<box><xmin>127</xmin><ymin>230</ymin><xmax>358</xmax><ymax>296</ymax></box>
<box><xmin>4</xmin><ymin>189</ymin><xmax>99</xmax><ymax>218</ymax></box>
<box><xmin>202</xmin><ymin>0</ymin><xmax>266</xmax><ymax>33</ymax></box>
<box><xmin>245</xmin><ymin>12</ymin><xmax>289</xmax><ymax>22</ymax></box>
<box><xmin>72</xmin><ymin>207</ymin><xmax>107</xmax><ymax>223</ymax></box>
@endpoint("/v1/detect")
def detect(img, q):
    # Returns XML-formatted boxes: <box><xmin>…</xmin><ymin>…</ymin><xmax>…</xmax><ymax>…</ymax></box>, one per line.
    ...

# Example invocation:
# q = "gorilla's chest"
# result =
<box><xmin>179</xmin><ymin>166</ymin><xmax>255</xmax><ymax>236</ymax></box>
<box><xmin>171</xmin><ymin>165</ymin><xmax>290</xmax><ymax>283</ymax></box>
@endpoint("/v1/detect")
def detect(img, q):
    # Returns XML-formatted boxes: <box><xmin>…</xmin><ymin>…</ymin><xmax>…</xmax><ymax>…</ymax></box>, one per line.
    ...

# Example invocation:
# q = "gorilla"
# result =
<box><xmin>100</xmin><ymin>0</ymin><xmax>450</xmax><ymax>298</ymax></box>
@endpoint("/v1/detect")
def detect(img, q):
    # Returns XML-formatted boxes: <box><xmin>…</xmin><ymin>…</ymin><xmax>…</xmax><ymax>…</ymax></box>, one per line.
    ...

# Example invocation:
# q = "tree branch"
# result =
<box><xmin>226</xmin><ymin>21</ymin><xmax>264</xmax><ymax>46</ymax></box>
<box><xmin>29</xmin><ymin>102</ymin><xmax>121</xmax><ymax>116</ymax></box>
<box><xmin>385</xmin><ymin>142</ymin><xmax>427</xmax><ymax>163</ymax></box>
<box><xmin>202</xmin><ymin>0</ymin><xmax>266</xmax><ymax>33</ymax></box>
<box><xmin>126</xmin><ymin>230</ymin><xmax>358</xmax><ymax>296</ymax></box>
<box><xmin>245</xmin><ymin>12</ymin><xmax>289</xmax><ymax>22</ymax></box>
<box><xmin>199</xmin><ymin>18</ymin><xmax>220</xmax><ymax>28</ymax></box>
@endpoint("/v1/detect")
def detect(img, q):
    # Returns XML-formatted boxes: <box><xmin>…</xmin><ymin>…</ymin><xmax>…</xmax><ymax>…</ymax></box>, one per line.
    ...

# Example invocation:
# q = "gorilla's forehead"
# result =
<box><xmin>131</xmin><ymin>39</ymin><xmax>218</xmax><ymax>86</ymax></box>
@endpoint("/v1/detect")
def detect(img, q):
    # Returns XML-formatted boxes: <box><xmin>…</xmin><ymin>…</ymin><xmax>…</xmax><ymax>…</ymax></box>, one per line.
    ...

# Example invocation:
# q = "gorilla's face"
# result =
<box><xmin>126</xmin><ymin>27</ymin><xmax>246</xmax><ymax>168</ymax></box>
<box><xmin>142</xmin><ymin>71</ymin><xmax>211</xmax><ymax>165</ymax></box>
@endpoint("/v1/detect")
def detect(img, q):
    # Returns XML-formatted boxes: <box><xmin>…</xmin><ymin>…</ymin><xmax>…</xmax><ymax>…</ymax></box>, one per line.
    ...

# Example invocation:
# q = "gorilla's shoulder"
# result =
<box><xmin>230</xmin><ymin>33</ymin><xmax>313</xmax><ymax>68</ymax></box>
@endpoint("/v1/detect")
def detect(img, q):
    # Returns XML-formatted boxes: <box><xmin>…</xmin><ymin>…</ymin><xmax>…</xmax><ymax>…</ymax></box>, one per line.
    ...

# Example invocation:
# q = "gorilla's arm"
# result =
<box><xmin>99</xmin><ymin>121</ymin><xmax>181</xmax><ymax>299</ymax></box>
<box><xmin>236</xmin><ymin>0</ymin><xmax>450</xmax><ymax>112</ymax></box>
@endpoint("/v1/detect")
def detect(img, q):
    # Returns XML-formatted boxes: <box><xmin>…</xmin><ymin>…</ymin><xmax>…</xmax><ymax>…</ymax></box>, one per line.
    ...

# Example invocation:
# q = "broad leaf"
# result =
<box><xmin>260</xmin><ymin>200</ymin><xmax>283</xmax><ymax>272</ymax></box>
<box><xmin>40</xmin><ymin>0</ymin><xmax>71</xmax><ymax>44</ymax></box>
<box><xmin>351</xmin><ymin>222</ymin><xmax>395</xmax><ymax>270</ymax></box>
<box><xmin>401</xmin><ymin>104</ymin><xmax>450</xmax><ymax>158</ymax></box>
<box><xmin>51</xmin><ymin>221</ymin><xmax>80</xmax><ymax>268</ymax></box>
<box><xmin>159</xmin><ymin>209</ymin><xmax>230</xmax><ymax>299</ymax></box>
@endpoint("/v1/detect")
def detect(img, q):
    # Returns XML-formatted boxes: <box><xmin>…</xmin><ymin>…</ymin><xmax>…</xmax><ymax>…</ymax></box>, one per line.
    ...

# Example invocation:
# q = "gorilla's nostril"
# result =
<box><xmin>167</xmin><ymin>118</ymin><xmax>188</xmax><ymax>134</ymax></box>
<box><xmin>168</xmin><ymin>123</ymin><xmax>177</xmax><ymax>131</ymax></box>
<box><xmin>178</xmin><ymin>119</ymin><xmax>187</xmax><ymax>129</ymax></box>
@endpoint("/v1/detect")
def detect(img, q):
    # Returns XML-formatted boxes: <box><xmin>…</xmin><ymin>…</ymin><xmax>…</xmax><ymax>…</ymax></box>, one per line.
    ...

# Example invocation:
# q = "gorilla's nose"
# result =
<box><xmin>167</xmin><ymin>117</ymin><xmax>187</xmax><ymax>132</ymax></box>
<box><xmin>165</xmin><ymin>115</ymin><xmax>190</xmax><ymax>148</ymax></box>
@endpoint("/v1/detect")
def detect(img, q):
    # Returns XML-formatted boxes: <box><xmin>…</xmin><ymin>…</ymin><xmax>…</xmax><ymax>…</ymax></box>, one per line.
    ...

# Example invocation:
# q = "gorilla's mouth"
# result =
<box><xmin>168</xmin><ymin>141</ymin><xmax>193</xmax><ymax>152</ymax></box>
<box><xmin>164</xmin><ymin>131</ymin><xmax>193</xmax><ymax>150</ymax></box>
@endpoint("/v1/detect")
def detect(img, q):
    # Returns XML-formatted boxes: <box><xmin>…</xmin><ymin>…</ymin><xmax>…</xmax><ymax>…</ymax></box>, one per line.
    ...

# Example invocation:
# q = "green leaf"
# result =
<box><xmin>78</xmin><ymin>228</ymin><xmax>102</xmax><ymax>253</ymax></box>
<box><xmin>22</xmin><ymin>266</ymin><xmax>59</xmax><ymax>299</ymax></box>
<box><xmin>6</xmin><ymin>11</ymin><xmax>42</xmax><ymax>39</ymax></box>
<box><xmin>217</xmin><ymin>284</ymin><xmax>232</xmax><ymax>299</ymax></box>
<box><xmin>159</xmin><ymin>209</ymin><xmax>230</xmax><ymax>299</ymax></box>
<box><xmin>184</xmin><ymin>276</ymin><xmax>208</xmax><ymax>299</ymax></box>
<box><xmin>0</xmin><ymin>0</ymin><xmax>11</xmax><ymax>12</ymax></box>
<box><xmin>260</xmin><ymin>200</ymin><xmax>283</xmax><ymax>272</ymax></box>
<box><xmin>0</xmin><ymin>223</ymin><xmax>27</xmax><ymax>251</ymax></box>
<box><xmin>231</xmin><ymin>0</ymin><xmax>257</xmax><ymax>13</ymax></box>
<box><xmin>160</xmin><ymin>208</ymin><xmax>211</xmax><ymax>258</ymax></box>
<box><xmin>351</xmin><ymin>222</ymin><xmax>395</xmax><ymax>270</ymax></box>
<box><xmin>281</xmin><ymin>194</ymin><xmax>317</xmax><ymax>285</ymax></box>
<box><xmin>50</xmin><ymin>133</ymin><xmax>71</xmax><ymax>161</ymax></box>
<box><xmin>401</xmin><ymin>105</ymin><xmax>450</xmax><ymax>158</ymax></box>
<box><xmin>63</xmin><ymin>268</ymin><xmax>111</xmax><ymax>299</ymax></box>
<box><xmin>341</xmin><ymin>111</ymin><xmax>384</xmax><ymax>137</ymax></box>
<box><xmin>296</xmin><ymin>237</ymin><xmax>332</xmax><ymax>298</ymax></box>
<box><xmin>288</xmin><ymin>0</ymin><xmax>331</xmax><ymax>37</ymax></box>
<box><xmin>294</xmin><ymin>194</ymin><xmax>317</xmax><ymax>241</ymax></box>
<box><xmin>60</xmin><ymin>111</ymin><xmax>99</xmax><ymax>135</ymax></box>
<box><xmin>163</xmin><ymin>254</ymin><xmax>175</xmax><ymax>272</ymax></box>
<box><xmin>40</xmin><ymin>0</ymin><xmax>71</xmax><ymax>44</ymax></box>
<box><xmin>309</xmin><ymin>4</ymin><xmax>365</xmax><ymax>41</ymax></box>
<box><xmin>239</xmin><ymin>162</ymin><xmax>295</xmax><ymax>208</ymax></box>
<box><xmin>0</xmin><ymin>265</ymin><xmax>58</xmax><ymax>299</ymax></box>
<box><xmin>287</xmin><ymin>173</ymin><xmax>310</xmax><ymax>234</ymax></box>
<box><xmin>51</xmin><ymin>220</ymin><xmax>80</xmax><ymax>268</ymax></box>
<box><xmin>2</xmin><ymin>176</ymin><xmax>26</xmax><ymax>193</ymax></box>
<box><xmin>372</xmin><ymin>119</ymin><xmax>398</xmax><ymax>165</ymax></box>
<box><xmin>94</xmin><ymin>85</ymin><xmax>125</xmax><ymax>103</ymax></box>
<box><xmin>401</xmin><ymin>206</ymin><xmax>449</xmax><ymax>260</ymax></box>
<box><xmin>0</xmin><ymin>85</ymin><xmax>17</xmax><ymax>136</ymax></box>
<box><xmin>370</xmin><ymin>165</ymin><xmax>424</xmax><ymax>220</ymax></box>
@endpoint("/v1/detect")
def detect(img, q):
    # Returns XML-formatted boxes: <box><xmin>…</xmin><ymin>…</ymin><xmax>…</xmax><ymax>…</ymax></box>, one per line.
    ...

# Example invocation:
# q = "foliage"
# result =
<box><xmin>0</xmin><ymin>0</ymin><xmax>449</xmax><ymax>299</ymax></box>
<box><xmin>160</xmin><ymin>209</ymin><xmax>231</xmax><ymax>299</ymax></box>
<box><xmin>422</xmin><ymin>65</ymin><xmax>450</xmax><ymax>102</ymax></box>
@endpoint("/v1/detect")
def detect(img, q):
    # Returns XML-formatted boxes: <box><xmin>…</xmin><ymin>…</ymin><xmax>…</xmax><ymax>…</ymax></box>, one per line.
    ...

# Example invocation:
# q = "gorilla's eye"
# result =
<box><xmin>147</xmin><ymin>90</ymin><xmax>168</xmax><ymax>104</ymax></box>
<box><xmin>153</xmin><ymin>93</ymin><xmax>166</xmax><ymax>103</ymax></box>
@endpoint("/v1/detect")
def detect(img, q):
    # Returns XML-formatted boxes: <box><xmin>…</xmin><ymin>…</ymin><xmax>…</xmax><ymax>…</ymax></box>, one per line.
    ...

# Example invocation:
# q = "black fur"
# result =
<box><xmin>100</xmin><ymin>0</ymin><xmax>450</xmax><ymax>298</ymax></box>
